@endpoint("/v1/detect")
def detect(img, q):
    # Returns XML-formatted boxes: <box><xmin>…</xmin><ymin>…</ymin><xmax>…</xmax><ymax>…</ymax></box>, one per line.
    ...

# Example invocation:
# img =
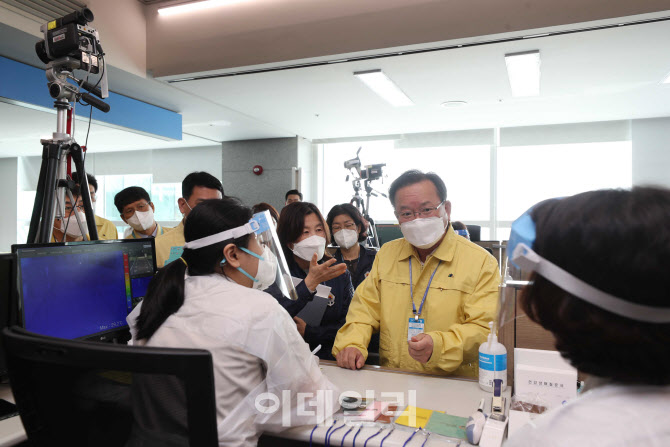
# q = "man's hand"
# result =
<box><xmin>304</xmin><ymin>253</ymin><xmax>347</xmax><ymax>291</ymax></box>
<box><xmin>408</xmin><ymin>333</ymin><xmax>434</xmax><ymax>364</ymax></box>
<box><xmin>336</xmin><ymin>347</ymin><xmax>365</xmax><ymax>370</ymax></box>
<box><xmin>293</xmin><ymin>316</ymin><xmax>306</xmax><ymax>337</ymax></box>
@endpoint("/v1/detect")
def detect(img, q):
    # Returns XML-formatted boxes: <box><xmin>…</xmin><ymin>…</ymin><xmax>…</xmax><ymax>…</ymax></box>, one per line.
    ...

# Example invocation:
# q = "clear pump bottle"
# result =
<box><xmin>478</xmin><ymin>321</ymin><xmax>507</xmax><ymax>392</ymax></box>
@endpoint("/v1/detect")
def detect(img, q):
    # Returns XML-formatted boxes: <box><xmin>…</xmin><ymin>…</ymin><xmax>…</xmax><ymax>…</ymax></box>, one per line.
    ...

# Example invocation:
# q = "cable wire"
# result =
<box><xmin>327</xmin><ymin>422</ymin><xmax>346</xmax><ymax>447</ymax></box>
<box><xmin>364</xmin><ymin>427</ymin><xmax>384</xmax><ymax>447</ymax></box>
<box><xmin>352</xmin><ymin>426</ymin><xmax>363</xmax><ymax>447</ymax></box>
<box><xmin>380</xmin><ymin>426</ymin><xmax>395</xmax><ymax>447</ymax></box>
<box><xmin>340</xmin><ymin>426</ymin><xmax>354</xmax><ymax>447</ymax></box>
<box><xmin>403</xmin><ymin>428</ymin><xmax>421</xmax><ymax>447</ymax></box>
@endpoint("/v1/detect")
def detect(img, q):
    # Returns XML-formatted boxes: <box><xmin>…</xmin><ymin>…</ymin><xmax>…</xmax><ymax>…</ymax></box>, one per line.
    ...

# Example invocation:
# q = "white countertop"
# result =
<box><xmin>0</xmin><ymin>363</ymin><xmax>508</xmax><ymax>447</ymax></box>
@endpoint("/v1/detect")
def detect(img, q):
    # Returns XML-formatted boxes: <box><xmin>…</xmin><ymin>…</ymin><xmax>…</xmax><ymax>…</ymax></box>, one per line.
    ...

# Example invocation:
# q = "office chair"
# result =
<box><xmin>466</xmin><ymin>225</ymin><xmax>481</xmax><ymax>242</ymax></box>
<box><xmin>2</xmin><ymin>326</ymin><xmax>218</xmax><ymax>447</ymax></box>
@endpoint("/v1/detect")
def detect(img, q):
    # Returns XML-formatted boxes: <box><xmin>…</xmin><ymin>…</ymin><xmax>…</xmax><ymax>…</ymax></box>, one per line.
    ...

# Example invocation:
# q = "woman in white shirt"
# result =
<box><xmin>128</xmin><ymin>198</ymin><xmax>339</xmax><ymax>446</ymax></box>
<box><xmin>504</xmin><ymin>187</ymin><xmax>670</xmax><ymax>447</ymax></box>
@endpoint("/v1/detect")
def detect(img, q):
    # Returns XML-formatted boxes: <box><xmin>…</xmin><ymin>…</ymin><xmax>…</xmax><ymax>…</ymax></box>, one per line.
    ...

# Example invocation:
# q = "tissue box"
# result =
<box><xmin>514</xmin><ymin>348</ymin><xmax>577</xmax><ymax>409</ymax></box>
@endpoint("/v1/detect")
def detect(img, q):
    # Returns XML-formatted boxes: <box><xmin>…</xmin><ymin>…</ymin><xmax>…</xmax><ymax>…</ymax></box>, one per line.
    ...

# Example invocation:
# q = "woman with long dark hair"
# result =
<box><xmin>505</xmin><ymin>187</ymin><xmax>670</xmax><ymax>446</ymax></box>
<box><xmin>128</xmin><ymin>198</ymin><xmax>338</xmax><ymax>446</ymax></box>
<box><xmin>272</xmin><ymin>201</ymin><xmax>353</xmax><ymax>360</ymax></box>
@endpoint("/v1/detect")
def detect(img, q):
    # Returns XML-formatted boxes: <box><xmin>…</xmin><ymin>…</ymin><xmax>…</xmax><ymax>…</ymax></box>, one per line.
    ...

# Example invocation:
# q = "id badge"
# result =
<box><xmin>407</xmin><ymin>318</ymin><xmax>425</xmax><ymax>341</ymax></box>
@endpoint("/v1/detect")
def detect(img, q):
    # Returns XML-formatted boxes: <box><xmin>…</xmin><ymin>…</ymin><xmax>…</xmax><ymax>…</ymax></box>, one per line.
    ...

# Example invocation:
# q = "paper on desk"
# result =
<box><xmin>394</xmin><ymin>405</ymin><xmax>443</xmax><ymax>428</ymax></box>
<box><xmin>425</xmin><ymin>412</ymin><xmax>468</xmax><ymax>440</ymax></box>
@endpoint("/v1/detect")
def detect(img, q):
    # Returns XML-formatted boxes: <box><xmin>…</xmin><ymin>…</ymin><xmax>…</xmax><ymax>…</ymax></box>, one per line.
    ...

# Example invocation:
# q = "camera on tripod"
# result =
<box><xmin>34</xmin><ymin>8</ymin><xmax>108</xmax><ymax>107</ymax></box>
<box><xmin>344</xmin><ymin>147</ymin><xmax>386</xmax><ymax>181</ymax></box>
<box><xmin>35</xmin><ymin>8</ymin><xmax>100</xmax><ymax>74</ymax></box>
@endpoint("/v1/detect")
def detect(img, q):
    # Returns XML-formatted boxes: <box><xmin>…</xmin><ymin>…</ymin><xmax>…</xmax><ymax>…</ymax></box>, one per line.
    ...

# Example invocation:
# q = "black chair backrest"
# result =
<box><xmin>466</xmin><ymin>225</ymin><xmax>481</xmax><ymax>242</ymax></box>
<box><xmin>2</xmin><ymin>326</ymin><xmax>218</xmax><ymax>447</ymax></box>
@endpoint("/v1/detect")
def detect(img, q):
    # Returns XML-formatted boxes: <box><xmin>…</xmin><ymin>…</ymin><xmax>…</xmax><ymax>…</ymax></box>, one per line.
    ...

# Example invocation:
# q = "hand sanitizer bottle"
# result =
<box><xmin>479</xmin><ymin>321</ymin><xmax>507</xmax><ymax>392</ymax></box>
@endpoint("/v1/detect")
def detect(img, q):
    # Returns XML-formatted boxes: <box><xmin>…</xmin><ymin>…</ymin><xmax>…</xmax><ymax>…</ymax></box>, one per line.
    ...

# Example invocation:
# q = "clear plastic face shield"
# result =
<box><xmin>497</xmin><ymin>204</ymin><xmax>670</xmax><ymax>330</ymax></box>
<box><xmin>182</xmin><ymin>210</ymin><xmax>298</xmax><ymax>300</ymax></box>
<box><xmin>250</xmin><ymin>210</ymin><xmax>299</xmax><ymax>300</ymax></box>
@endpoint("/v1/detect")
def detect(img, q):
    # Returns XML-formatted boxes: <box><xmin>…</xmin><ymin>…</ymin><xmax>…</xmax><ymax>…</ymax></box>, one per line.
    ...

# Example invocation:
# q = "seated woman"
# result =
<box><xmin>272</xmin><ymin>202</ymin><xmax>353</xmax><ymax>360</ymax></box>
<box><xmin>326</xmin><ymin>203</ymin><xmax>378</xmax><ymax>290</ymax></box>
<box><xmin>504</xmin><ymin>187</ymin><xmax>670</xmax><ymax>447</ymax></box>
<box><xmin>127</xmin><ymin>198</ymin><xmax>338</xmax><ymax>446</ymax></box>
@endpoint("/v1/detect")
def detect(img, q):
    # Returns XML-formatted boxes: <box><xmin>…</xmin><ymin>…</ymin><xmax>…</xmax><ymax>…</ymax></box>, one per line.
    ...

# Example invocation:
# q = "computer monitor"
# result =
<box><xmin>12</xmin><ymin>239</ymin><xmax>156</xmax><ymax>341</ymax></box>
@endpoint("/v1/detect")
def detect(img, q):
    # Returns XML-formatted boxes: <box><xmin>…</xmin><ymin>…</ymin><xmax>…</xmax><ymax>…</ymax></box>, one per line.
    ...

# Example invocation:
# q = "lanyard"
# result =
<box><xmin>409</xmin><ymin>258</ymin><xmax>442</xmax><ymax>319</ymax></box>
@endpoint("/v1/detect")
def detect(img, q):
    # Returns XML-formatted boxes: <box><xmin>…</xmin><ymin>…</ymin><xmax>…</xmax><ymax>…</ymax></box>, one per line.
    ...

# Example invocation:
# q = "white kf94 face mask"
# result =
<box><xmin>127</xmin><ymin>208</ymin><xmax>155</xmax><ymax>232</ymax></box>
<box><xmin>400</xmin><ymin>216</ymin><xmax>448</xmax><ymax>249</ymax></box>
<box><xmin>334</xmin><ymin>229</ymin><xmax>359</xmax><ymax>250</ymax></box>
<box><xmin>238</xmin><ymin>245</ymin><xmax>278</xmax><ymax>291</ymax></box>
<box><xmin>291</xmin><ymin>235</ymin><xmax>326</xmax><ymax>261</ymax></box>
<box><xmin>58</xmin><ymin>212</ymin><xmax>88</xmax><ymax>238</ymax></box>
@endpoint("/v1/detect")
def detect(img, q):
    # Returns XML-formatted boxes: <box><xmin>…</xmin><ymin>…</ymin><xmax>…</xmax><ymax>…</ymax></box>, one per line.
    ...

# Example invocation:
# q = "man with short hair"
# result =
<box><xmin>71</xmin><ymin>172</ymin><xmax>118</xmax><ymax>240</ymax></box>
<box><xmin>52</xmin><ymin>186</ymin><xmax>87</xmax><ymax>242</ymax></box>
<box><xmin>285</xmin><ymin>189</ymin><xmax>303</xmax><ymax>206</ymax></box>
<box><xmin>333</xmin><ymin>170</ymin><xmax>499</xmax><ymax>376</ymax></box>
<box><xmin>114</xmin><ymin>187</ymin><xmax>170</xmax><ymax>239</ymax></box>
<box><xmin>154</xmin><ymin>171</ymin><xmax>224</xmax><ymax>267</ymax></box>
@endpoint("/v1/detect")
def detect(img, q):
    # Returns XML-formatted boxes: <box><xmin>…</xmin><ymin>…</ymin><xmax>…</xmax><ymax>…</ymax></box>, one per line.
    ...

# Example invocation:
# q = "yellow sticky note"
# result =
<box><xmin>394</xmin><ymin>406</ymin><xmax>443</xmax><ymax>428</ymax></box>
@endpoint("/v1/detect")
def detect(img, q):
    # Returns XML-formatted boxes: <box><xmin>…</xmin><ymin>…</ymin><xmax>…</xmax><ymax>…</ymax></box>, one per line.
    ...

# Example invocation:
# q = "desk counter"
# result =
<box><xmin>0</xmin><ymin>362</ymin><xmax>508</xmax><ymax>446</ymax></box>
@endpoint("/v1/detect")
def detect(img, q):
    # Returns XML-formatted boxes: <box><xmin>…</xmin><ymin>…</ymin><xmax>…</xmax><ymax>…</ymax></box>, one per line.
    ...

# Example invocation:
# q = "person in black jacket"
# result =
<box><xmin>269</xmin><ymin>202</ymin><xmax>353</xmax><ymax>360</ymax></box>
<box><xmin>326</xmin><ymin>203</ymin><xmax>380</xmax><ymax>356</ymax></box>
<box><xmin>326</xmin><ymin>204</ymin><xmax>378</xmax><ymax>290</ymax></box>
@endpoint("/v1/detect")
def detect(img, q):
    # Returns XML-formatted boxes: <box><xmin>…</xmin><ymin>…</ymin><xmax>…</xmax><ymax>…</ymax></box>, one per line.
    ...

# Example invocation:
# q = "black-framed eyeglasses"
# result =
<box><xmin>395</xmin><ymin>201</ymin><xmax>445</xmax><ymax>221</ymax></box>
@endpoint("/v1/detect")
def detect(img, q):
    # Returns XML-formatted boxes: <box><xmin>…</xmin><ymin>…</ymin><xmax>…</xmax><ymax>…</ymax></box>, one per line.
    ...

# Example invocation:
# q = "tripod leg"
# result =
<box><xmin>27</xmin><ymin>144</ymin><xmax>51</xmax><ymax>243</ymax></box>
<box><xmin>69</xmin><ymin>143</ymin><xmax>98</xmax><ymax>240</ymax></box>
<box><xmin>31</xmin><ymin>143</ymin><xmax>63</xmax><ymax>244</ymax></box>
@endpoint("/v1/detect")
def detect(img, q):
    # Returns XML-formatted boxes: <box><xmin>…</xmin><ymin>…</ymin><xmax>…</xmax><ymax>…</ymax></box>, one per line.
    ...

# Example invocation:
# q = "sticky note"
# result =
<box><xmin>394</xmin><ymin>406</ymin><xmax>442</xmax><ymax>428</ymax></box>
<box><xmin>425</xmin><ymin>412</ymin><xmax>469</xmax><ymax>439</ymax></box>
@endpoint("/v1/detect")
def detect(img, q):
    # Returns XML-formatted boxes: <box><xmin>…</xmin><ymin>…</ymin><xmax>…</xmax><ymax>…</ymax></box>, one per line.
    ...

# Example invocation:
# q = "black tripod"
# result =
<box><xmin>350</xmin><ymin>178</ymin><xmax>385</xmax><ymax>249</ymax></box>
<box><xmin>27</xmin><ymin>99</ymin><xmax>98</xmax><ymax>244</ymax></box>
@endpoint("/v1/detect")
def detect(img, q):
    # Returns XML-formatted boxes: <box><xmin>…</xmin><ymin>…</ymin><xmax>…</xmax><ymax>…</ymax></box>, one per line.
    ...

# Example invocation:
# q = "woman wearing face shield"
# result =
<box><xmin>504</xmin><ymin>187</ymin><xmax>670</xmax><ymax>447</ymax></box>
<box><xmin>271</xmin><ymin>202</ymin><xmax>354</xmax><ymax>360</ymax></box>
<box><xmin>127</xmin><ymin>198</ymin><xmax>339</xmax><ymax>446</ymax></box>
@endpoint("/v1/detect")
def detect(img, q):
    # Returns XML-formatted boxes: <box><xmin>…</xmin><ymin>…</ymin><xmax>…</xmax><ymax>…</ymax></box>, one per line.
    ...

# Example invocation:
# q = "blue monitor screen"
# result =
<box><xmin>14</xmin><ymin>240</ymin><xmax>155</xmax><ymax>340</ymax></box>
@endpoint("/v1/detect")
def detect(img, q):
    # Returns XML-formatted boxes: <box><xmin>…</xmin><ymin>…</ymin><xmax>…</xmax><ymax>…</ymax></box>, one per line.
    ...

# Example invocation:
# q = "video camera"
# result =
<box><xmin>34</xmin><ymin>8</ymin><xmax>109</xmax><ymax>112</ymax></box>
<box><xmin>35</xmin><ymin>8</ymin><xmax>100</xmax><ymax>73</ymax></box>
<box><xmin>344</xmin><ymin>147</ymin><xmax>386</xmax><ymax>182</ymax></box>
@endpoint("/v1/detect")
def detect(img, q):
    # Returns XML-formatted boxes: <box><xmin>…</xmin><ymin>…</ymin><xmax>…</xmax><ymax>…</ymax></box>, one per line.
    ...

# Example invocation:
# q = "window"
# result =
<box><xmin>321</xmin><ymin>141</ymin><xmax>490</xmax><ymax>227</ymax></box>
<box><xmin>17</xmin><ymin>174</ymin><xmax>183</xmax><ymax>242</ymax></box>
<box><xmin>497</xmin><ymin>141</ymin><xmax>632</xmax><ymax>223</ymax></box>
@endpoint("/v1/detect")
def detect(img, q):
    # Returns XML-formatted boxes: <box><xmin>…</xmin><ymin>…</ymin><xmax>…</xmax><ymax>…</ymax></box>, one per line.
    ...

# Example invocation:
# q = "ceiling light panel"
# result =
<box><xmin>354</xmin><ymin>70</ymin><xmax>414</xmax><ymax>107</ymax></box>
<box><xmin>505</xmin><ymin>50</ymin><xmax>541</xmax><ymax>97</ymax></box>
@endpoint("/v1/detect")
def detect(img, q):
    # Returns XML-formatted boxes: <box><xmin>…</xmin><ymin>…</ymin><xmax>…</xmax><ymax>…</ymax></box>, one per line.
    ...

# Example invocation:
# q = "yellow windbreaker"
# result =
<box><xmin>155</xmin><ymin>220</ymin><xmax>185</xmax><ymax>268</ymax></box>
<box><xmin>332</xmin><ymin>226</ymin><xmax>500</xmax><ymax>377</ymax></box>
<box><xmin>94</xmin><ymin>215</ymin><xmax>118</xmax><ymax>240</ymax></box>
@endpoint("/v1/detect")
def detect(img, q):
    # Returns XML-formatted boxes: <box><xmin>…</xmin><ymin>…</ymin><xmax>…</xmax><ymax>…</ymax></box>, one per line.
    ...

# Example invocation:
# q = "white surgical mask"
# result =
<box><xmin>127</xmin><ymin>208</ymin><xmax>155</xmax><ymax>232</ymax></box>
<box><xmin>238</xmin><ymin>246</ymin><xmax>278</xmax><ymax>290</ymax></box>
<box><xmin>291</xmin><ymin>235</ymin><xmax>326</xmax><ymax>262</ymax></box>
<box><xmin>400</xmin><ymin>216</ymin><xmax>448</xmax><ymax>249</ymax></box>
<box><xmin>57</xmin><ymin>212</ymin><xmax>88</xmax><ymax>238</ymax></box>
<box><xmin>334</xmin><ymin>229</ymin><xmax>359</xmax><ymax>250</ymax></box>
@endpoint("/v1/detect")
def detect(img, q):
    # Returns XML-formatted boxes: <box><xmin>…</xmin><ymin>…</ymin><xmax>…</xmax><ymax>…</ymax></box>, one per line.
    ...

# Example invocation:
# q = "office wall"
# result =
<box><xmin>222</xmin><ymin>137</ymin><xmax>299</xmax><ymax>211</ymax></box>
<box><xmin>1</xmin><ymin>158</ymin><xmax>18</xmax><ymax>252</ymax></box>
<box><xmin>631</xmin><ymin>117</ymin><xmax>670</xmax><ymax>188</ymax></box>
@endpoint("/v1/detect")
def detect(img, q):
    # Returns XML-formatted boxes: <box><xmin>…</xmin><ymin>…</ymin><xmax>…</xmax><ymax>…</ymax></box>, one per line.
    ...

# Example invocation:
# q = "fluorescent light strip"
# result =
<box><xmin>158</xmin><ymin>0</ymin><xmax>244</xmax><ymax>16</ymax></box>
<box><xmin>354</xmin><ymin>70</ymin><xmax>414</xmax><ymax>107</ymax></box>
<box><xmin>505</xmin><ymin>50</ymin><xmax>541</xmax><ymax>97</ymax></box>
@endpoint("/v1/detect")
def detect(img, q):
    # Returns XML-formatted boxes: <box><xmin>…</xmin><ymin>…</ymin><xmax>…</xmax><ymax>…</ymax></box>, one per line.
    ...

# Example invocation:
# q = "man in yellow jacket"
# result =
<box><xmin>333</xmin><ymin>170</ymin><xmax>500</xmax><ymax>377</ymax></box>
<box><xmin>155</xmin><ymin>171</ymin><xmax>224</xmax><ymax>267</ymax></box>
<box><xmin>72</xmin><ymin>172</ymin><xmax>118</xmax><ymax>240</ymax></box>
